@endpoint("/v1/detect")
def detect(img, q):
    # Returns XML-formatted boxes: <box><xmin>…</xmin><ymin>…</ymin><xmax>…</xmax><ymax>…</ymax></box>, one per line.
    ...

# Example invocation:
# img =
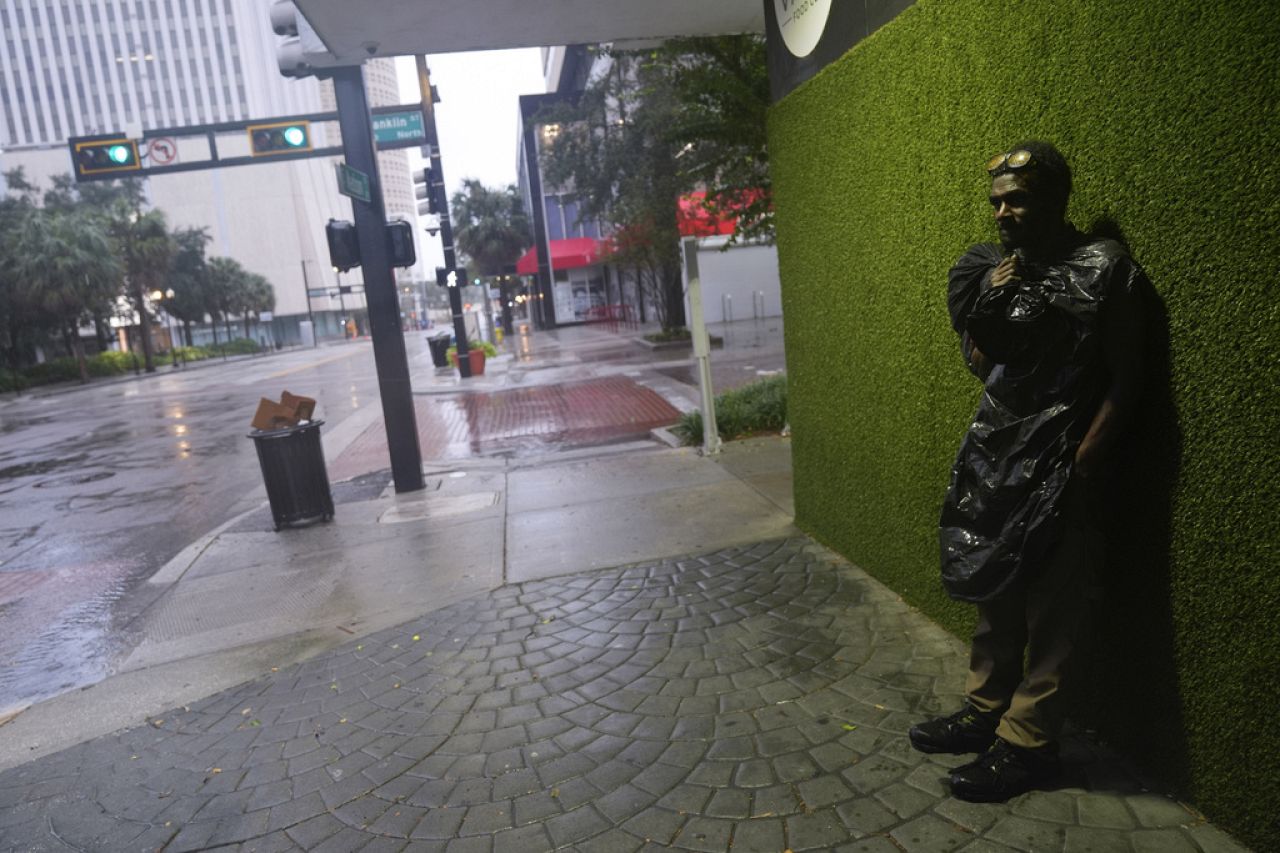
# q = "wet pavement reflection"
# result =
<box><xmin>0</xmin><ymin>343</ymin><xmax>384</xmax><ymax>715</ymax></box>
<box><xmin>0</xmin><ymin>320</ymin><xmax>786</xmax><ymax>716</ymax></box>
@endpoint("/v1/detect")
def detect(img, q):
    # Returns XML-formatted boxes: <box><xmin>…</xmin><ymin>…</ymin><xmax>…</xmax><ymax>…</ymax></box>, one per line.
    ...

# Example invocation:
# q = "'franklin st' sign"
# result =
<box><xmin>372</xmin><ymin>111</ymin><xmax>426</xmax><ymax>144</ymax></box>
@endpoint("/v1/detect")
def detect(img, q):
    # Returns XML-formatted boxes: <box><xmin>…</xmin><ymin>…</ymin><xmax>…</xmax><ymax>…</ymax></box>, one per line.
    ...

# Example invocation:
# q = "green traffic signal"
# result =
<box><xmin>72</xmin><ymin>138</ymin><xmax>141</xmax><ymax>177</ymax></box>
<box><xmin>247</xmin><ymin>121</ymin><xmax>312</xmax><ymax>156</ymax></box>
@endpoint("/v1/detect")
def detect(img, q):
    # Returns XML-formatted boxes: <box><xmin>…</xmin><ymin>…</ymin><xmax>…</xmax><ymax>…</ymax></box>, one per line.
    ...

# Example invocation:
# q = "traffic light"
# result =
<box><xmin>72</xmin><ymin>138</ymin><xmax>140</xmax><ymax>177</ymax></box>
<box><xmin>270</xmin><ymin>0</ymin><xmax>343</xmax><ymax>78</ymax></box>
<box><xmin>435</xmin><ymin>266</ymin><xmax>459</xmax><ymax>288</ymax></box>
<box><xmin>386</xmin><ymin>221</ymin><xmax>416</xmax><ymax>268</ymax></box>
<box><xmin>271</xmin><ymin>0</ymin><xmax>314</xmax><ymax>78</ymax></box>
<box><xmin>414</xmin><ymin>166</ymin><xmax>442</xmax><ymax>216</ymax></box>
<box><xmin>248</xmin><ymin>121</ymin><xmax>312</xmax><ymax>156</ymax></box>
<box><xmin>326</xmin><ymin>219</ymin><xmax>361</xmax><ymax>272</ymax></box>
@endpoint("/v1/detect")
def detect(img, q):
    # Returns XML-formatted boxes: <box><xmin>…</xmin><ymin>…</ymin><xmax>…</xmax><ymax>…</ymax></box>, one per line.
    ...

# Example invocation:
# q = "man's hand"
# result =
<box><xmin>991</xmin><ymin>255</ymin><xmax>1021</xmax><ymax>287</ymax></box>
<box><xmin>1074</xmin><ymin>442</ymin><xmax>1100</xmax><ymax>480</ymax></box>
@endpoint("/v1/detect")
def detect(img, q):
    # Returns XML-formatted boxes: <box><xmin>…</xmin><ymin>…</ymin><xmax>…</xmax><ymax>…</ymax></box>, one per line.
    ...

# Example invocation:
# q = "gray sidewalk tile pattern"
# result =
<box><xmin>0</xmin><ymin>539</ymin><xmax>1244</xmax><ymax>852</ymax></box>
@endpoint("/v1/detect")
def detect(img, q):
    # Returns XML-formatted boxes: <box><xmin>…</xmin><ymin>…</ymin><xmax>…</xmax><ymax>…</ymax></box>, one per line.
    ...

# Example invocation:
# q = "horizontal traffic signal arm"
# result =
<box><xmin>67</xmin><ymin>105</ymin><xmax>426</xmax><ymax>183</ymax></box>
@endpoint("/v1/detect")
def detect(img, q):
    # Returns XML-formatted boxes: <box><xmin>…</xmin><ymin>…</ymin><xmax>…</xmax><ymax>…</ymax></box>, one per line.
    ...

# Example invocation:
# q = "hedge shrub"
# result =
<box><xmin>11</xmin><ymin>339</ymin><xmax>266</xmax><ymax>389</ymax></box>
<box><xmin>673</xmin><ymin>375</ymin><xmax>787</xmax><ymax>445</ymax></box>
<box><xmin>767</xmin><ymin>0</ymin><xmax>1279</xmax><ymax>847</ymax></box>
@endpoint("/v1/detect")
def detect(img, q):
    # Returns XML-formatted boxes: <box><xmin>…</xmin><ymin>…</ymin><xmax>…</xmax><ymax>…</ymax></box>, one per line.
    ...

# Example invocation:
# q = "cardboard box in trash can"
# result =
<box><xmin>250</xmin><ymin>390</ymin><xmax>317</xmax><ymax>431</ymax></box>
<box><xmin>280</xmin><ymin>390</ymin><xmax>316</xmax><ymax>421</ymax></box>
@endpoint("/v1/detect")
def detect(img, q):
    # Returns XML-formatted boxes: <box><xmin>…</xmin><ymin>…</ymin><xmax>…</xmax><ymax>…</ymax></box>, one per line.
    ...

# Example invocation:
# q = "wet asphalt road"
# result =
<box><xmin>0</xmin><ymin>341</ymin><xmax>385</xmax><ymax>715</ymax></box>
<box><xmin>0</xmin><ymin>319</ymin><xmax>787</xmax><ymax>719</ymax></box>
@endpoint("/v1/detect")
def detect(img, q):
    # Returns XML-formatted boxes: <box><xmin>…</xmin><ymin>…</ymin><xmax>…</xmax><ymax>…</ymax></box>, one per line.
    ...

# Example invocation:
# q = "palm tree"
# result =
<box><xmin>450</xmin><ymin>179</ymin><xmax>531</xmax><ymax>275</ymax></box>
<box><xmin>0</xmin><ymin>168</ymin><xmax>41</xmax><ymax>371</ymax></box>
<box><xmin>10</xmin><ymin>207</ymin><xmax>122</xmax><ymax>382</ymax></box>
<box><xmin>109</xmin><ymin>207</ymin><xmax>174</xmax><ymax>373</ymax></box>
<box><xmin>205</xmin><ymin>256</ymin><xmax>258</xmax><ymax>346</ymax></box>
<box><xmin>168</xmin><ymin>228</ymin><xmax>212</xmax><ymax>346</ymax></box>
<box><xmin>239</xmin><ymin>273</ymin><xmax>275</xmax><ymax>341</ymax></box>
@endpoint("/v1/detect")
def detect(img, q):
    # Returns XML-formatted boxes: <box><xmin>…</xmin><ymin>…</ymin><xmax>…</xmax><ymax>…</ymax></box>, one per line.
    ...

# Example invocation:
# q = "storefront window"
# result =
<box><xmin>553</xmin><ymin>268</ymin><xmax>609</xmax><ymax>323</ymax></box>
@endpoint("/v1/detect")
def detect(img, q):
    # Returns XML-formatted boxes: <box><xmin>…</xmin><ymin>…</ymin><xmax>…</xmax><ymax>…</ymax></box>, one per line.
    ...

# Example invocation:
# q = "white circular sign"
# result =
<box><xmin>147</xmin><ymin>137</ymin><xmax>177</xmax><ymax>165</ymax></box>
<box><xmin>774</xmin><ymin>0</ymin><xmax>833</xmax><ymax>58</ymax></box>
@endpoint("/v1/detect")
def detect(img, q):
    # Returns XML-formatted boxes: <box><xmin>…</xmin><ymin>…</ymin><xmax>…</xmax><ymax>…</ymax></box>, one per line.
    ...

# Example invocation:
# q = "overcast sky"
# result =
<box><xmin>395</xmin><ymin>49</ymin><xmax>545</xmax><ymax>190</ymax></box>
<box><xmin>393</xmin><ymin>49</ymin><xmax>545</xmax><ymax>274</ymax></box>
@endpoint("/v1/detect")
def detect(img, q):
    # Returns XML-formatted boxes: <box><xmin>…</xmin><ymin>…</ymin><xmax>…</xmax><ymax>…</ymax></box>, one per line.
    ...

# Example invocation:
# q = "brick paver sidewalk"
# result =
<box><xmin>328</xmin><ymin>377</ymin><xmax>680</xmax><ymax>480</ymax></box>
<box><xmin>0</xmin><ymin>540</ymin><xmax>1234</xmax><ymax>852</ymax></box>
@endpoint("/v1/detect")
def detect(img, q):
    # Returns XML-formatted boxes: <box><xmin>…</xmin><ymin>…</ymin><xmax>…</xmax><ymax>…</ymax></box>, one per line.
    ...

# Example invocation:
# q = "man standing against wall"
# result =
<box><xmin>909</xmin><ymin>141</ymin><xmax>1145</xmax><ymax>802</ymax></box>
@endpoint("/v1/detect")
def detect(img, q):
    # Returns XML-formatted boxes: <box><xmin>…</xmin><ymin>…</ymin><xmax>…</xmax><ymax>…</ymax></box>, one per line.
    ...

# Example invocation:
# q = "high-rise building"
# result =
<box><xmin>0</xmin><ymin>0</ymin><xmax>417</xmax><ymax>343</ymax></box>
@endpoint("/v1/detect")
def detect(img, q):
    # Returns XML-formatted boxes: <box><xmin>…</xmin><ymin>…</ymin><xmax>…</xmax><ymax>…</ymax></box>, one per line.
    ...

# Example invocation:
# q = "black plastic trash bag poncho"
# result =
<box><xmin>939</xmin><ymin>236</ymin><xmax>1137</xmax><ymax>602</ymax></box>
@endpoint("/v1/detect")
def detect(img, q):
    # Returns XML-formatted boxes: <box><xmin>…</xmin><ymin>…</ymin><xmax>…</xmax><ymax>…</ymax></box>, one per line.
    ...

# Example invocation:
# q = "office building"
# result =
<box><xmin>0</xmin><ymin>0</ymin><xmax>417</xmax><ymax>343</ymax></box>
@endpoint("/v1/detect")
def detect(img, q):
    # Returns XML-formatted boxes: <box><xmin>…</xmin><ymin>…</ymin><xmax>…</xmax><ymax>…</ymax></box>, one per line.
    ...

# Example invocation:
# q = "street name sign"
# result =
<box><xmin>335</xmin><ymin>162</ymin><xmax>371</xmax><ymax>203</ymax></box>
<box><xmin>372</xmin><ymin>110</ymin><xmax>426</xmax><ymax>145</ymax></box>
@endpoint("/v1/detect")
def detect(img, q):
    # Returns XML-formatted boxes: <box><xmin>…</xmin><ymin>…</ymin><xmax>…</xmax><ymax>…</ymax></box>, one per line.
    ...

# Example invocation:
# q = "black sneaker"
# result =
<box><xmin>909</xmin><ymin>705</ymin><xmax>1000</xmax><ymax>755</ymax></box>
<box><xmin>949</xmin><ymin>739</ymin><xmax>1061</xmax><ymax>803</ymax></box>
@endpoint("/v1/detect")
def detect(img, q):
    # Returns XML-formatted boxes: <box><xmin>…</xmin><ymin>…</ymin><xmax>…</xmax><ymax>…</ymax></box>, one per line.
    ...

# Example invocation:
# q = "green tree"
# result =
<box><xmin>540</xmin><ymin>52</ymin><xmax>688</xmax><ymax>330</ymax></box>
<box><xmin>239</xmin><ymin>273</ymin><xmax>275</xmax><ymax>340</ymax></box>
<box><xmin>205</xmin><ymin>256</ymin><xmax>268</xmax><ymax>346</ymax></box>
<box><xmin>0</xmin><ymin>169</ymin><xmax>41</xmax><ymax>370</ymax></box>
<box><xmin>9</xmin><ymin>206</ymin><xmax>121</xmax><ymax>381</ymax></box>
<box><xmin>205</xmin><ymin>257</ymin><xmax>240</xmax><ymax>346</ymax></box>
<box><xmin>167</xmin><ymin>228</ymin><xmax>212</xmax><ymax>346</ymax></box>
<box><xmin>94</xmin><ymin>180</ymin><xmax>173</xmax><ymax>373</ymax></box>
<box><xmin>41</xmin><ymin>176</ymin><xmax>147</xmax><ymax>350</ymax></box>
<box><xmin>450</xmin><ymin>179</ymin><xmax>531</xmax><ymax>274</ymax></box>
<box><xmin>538</xmin><ymin>37</ymin><xmax>771</xmax><ymax>330</ymax></box>
<box><xmin>653</xmin><ymin>36</ymin><xmax>772</xmax><ymax>245</ymax></box>
<box><xmin>113</xmin><ymin>210</ymin><xmax>173</xmax><ymax>372</ymax></box>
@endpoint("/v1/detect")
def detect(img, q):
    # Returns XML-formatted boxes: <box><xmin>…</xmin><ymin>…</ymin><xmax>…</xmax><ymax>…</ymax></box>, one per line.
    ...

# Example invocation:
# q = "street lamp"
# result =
<box><xmin>150</xmin><ymin>288</ymin><xmax>181</xmax><ymax>368</ymax></box>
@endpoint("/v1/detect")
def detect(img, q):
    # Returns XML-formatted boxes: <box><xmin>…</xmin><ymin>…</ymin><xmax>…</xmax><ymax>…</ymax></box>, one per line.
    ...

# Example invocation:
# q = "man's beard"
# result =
<box><xmin>998</xmin><ymin>225</ymin><xmax>1023</xmax><ymax>250</ymax></box>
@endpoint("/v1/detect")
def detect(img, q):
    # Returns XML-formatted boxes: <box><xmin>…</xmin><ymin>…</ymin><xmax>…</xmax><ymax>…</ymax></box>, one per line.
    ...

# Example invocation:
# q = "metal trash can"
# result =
<box><xmin>427</xmin><ymin>331</ymin><xmax>452</xmax><ymax>368</ymax></box>
<box><xmin>247</xmin><ymin>420</ymin><xmax>334</xmax><ymax>531</ymax></box>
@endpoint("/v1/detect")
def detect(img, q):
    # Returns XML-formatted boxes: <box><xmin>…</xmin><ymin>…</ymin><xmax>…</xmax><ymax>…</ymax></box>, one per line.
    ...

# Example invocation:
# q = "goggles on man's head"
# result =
<box><xmin>986</xmin><ymin>149</ymin><xmax>1034</xmax><ymax>175</ymax></box>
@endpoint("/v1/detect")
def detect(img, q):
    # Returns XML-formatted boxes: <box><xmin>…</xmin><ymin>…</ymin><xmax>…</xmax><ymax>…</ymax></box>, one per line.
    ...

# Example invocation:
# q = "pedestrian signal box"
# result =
<box><xmin>386</xmin><ymin>221</ymin><xmax>416</xmax><ymax>268</ymax></box>
<box><xmin>248</xmin><ymin>121</ymin><xmax>312</xmax><ymax>156</ymax></box>
<box><xmin>71</xmin><ymin>137</ymin><xmax>141</xmax><ymax>177</ymax></box>
<box><xmin>326</xmin><ymin>219</ymin><xmax>361</xmax><ymax>272</ymax></box>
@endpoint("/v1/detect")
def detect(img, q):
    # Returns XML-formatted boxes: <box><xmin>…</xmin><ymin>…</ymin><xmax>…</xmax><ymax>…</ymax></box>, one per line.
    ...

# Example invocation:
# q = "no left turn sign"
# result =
<box><xmin>147</xmin><ymin>137</ymin><xmax>177</xmax><ymax>165</ymax></box>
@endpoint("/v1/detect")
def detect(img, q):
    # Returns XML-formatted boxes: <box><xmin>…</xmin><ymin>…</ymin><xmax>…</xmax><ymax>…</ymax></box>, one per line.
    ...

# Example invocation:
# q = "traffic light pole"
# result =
<box><xmin>416</xmin><ymin>56</ymin><xmax>471</xmax><ymax>378</ymax></box>
<box><xmin>331</xmin><ymin>64</ymin><xmax>424</xmax><ymax>493</ymax></box>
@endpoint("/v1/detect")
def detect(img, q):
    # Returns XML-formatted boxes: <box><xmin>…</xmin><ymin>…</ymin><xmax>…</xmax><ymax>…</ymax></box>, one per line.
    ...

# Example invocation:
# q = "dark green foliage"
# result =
<box><xmin>0</xmin><ymin>366</ymin><xmax>27</xmax><ymax>392</ymax></box>
<box><xmin>654</xmin><ymin>36</ymin><xmax>773</xmax><ymax>245</ymax></box>
<box><xmin>449</xmin><ymin>179</ymin><xmax>531</xmax><ymax>276</ymax></box>
<box><xmin>673</xmin><ymin>375</ymin><xmax>787</xmax><ymax>444</ymax></box>
<box><xmin>767</xmin><ymin>0</ymin><xmax>1279</xmax><ymax>847</ymax></box>
<box><xmin>9</xmin><ymin>339</ymin><xmax>263</xmax><ymax>390</ymax></box>
<box><xmin>445</xmin><ymin>340</ymin><xmax>498</xmax><ymax>363</ymax></box>
<box><xmin>214</xmin><ymin>338</ymin><xmax>262</xmax><ymax>356</ymax></box>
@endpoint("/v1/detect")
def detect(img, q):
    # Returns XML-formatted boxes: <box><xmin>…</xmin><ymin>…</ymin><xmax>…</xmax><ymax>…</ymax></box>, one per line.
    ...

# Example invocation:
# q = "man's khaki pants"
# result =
<box><xmin>964</xmin><ymin>479</ymin><xmax>1100</xmax><ymax>749</ymax></box>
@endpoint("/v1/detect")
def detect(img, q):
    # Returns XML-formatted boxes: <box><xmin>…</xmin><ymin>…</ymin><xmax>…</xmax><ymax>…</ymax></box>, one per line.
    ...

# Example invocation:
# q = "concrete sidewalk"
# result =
<box><xmin>0</xmin><ymin>343</ymin><xmax>1250</xmax><ymax>851</ymax></box>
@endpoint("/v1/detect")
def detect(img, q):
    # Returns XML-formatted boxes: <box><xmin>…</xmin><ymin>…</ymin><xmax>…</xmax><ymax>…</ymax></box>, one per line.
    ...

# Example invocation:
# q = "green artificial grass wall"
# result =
<box><xmin>767</xmin><ymin>0</ymin><xmax>1279</xmax><ymax>848</ymax></box>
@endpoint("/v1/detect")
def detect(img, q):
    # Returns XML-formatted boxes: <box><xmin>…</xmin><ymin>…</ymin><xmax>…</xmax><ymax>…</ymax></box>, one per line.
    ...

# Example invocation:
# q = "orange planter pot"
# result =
<box><xmin>448</xmin><ymin>349</ymin><xmax>486</xmax><ymax>375</ymax></box>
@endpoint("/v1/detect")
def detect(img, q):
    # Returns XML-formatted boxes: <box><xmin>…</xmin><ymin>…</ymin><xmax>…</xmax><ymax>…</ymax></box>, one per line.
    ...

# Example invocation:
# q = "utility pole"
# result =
<box><xmin>300</xmin><ymin>259</ymin><xmax>317</xmax><ymax>346</ymax></box>
<box><xmin>415</xmin><ymin>56</ymin><xmax>471</xmax><ymax>377</ymax></box>
<box><xmin>331</xmin><ymin>64</ymin><xmax>424</xmax><ymax>492</ymax></box>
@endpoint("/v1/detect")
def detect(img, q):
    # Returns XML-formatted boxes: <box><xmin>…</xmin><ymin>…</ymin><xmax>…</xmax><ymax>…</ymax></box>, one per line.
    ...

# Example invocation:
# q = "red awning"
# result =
<box><xmin>515</xmin><ymin>237</ymin><xmax>602</xmax><ymax>275</ymax></box>
<box><xmin>677</xmin><ymin>190</ymin><xmax>735</xmax><ymax>237</ymax></box>
<box><xmin>676</xmin><ymin>188</ymin><xmax>768</xmax><ymax>237</ymax></box>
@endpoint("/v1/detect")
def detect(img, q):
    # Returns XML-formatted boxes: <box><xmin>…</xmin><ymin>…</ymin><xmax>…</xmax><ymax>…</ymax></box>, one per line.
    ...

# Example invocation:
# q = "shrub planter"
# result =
<box><xmin>448</xmin><ymin>348</ymin><xmax>487</xmax><ymax>376</ymax></box>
